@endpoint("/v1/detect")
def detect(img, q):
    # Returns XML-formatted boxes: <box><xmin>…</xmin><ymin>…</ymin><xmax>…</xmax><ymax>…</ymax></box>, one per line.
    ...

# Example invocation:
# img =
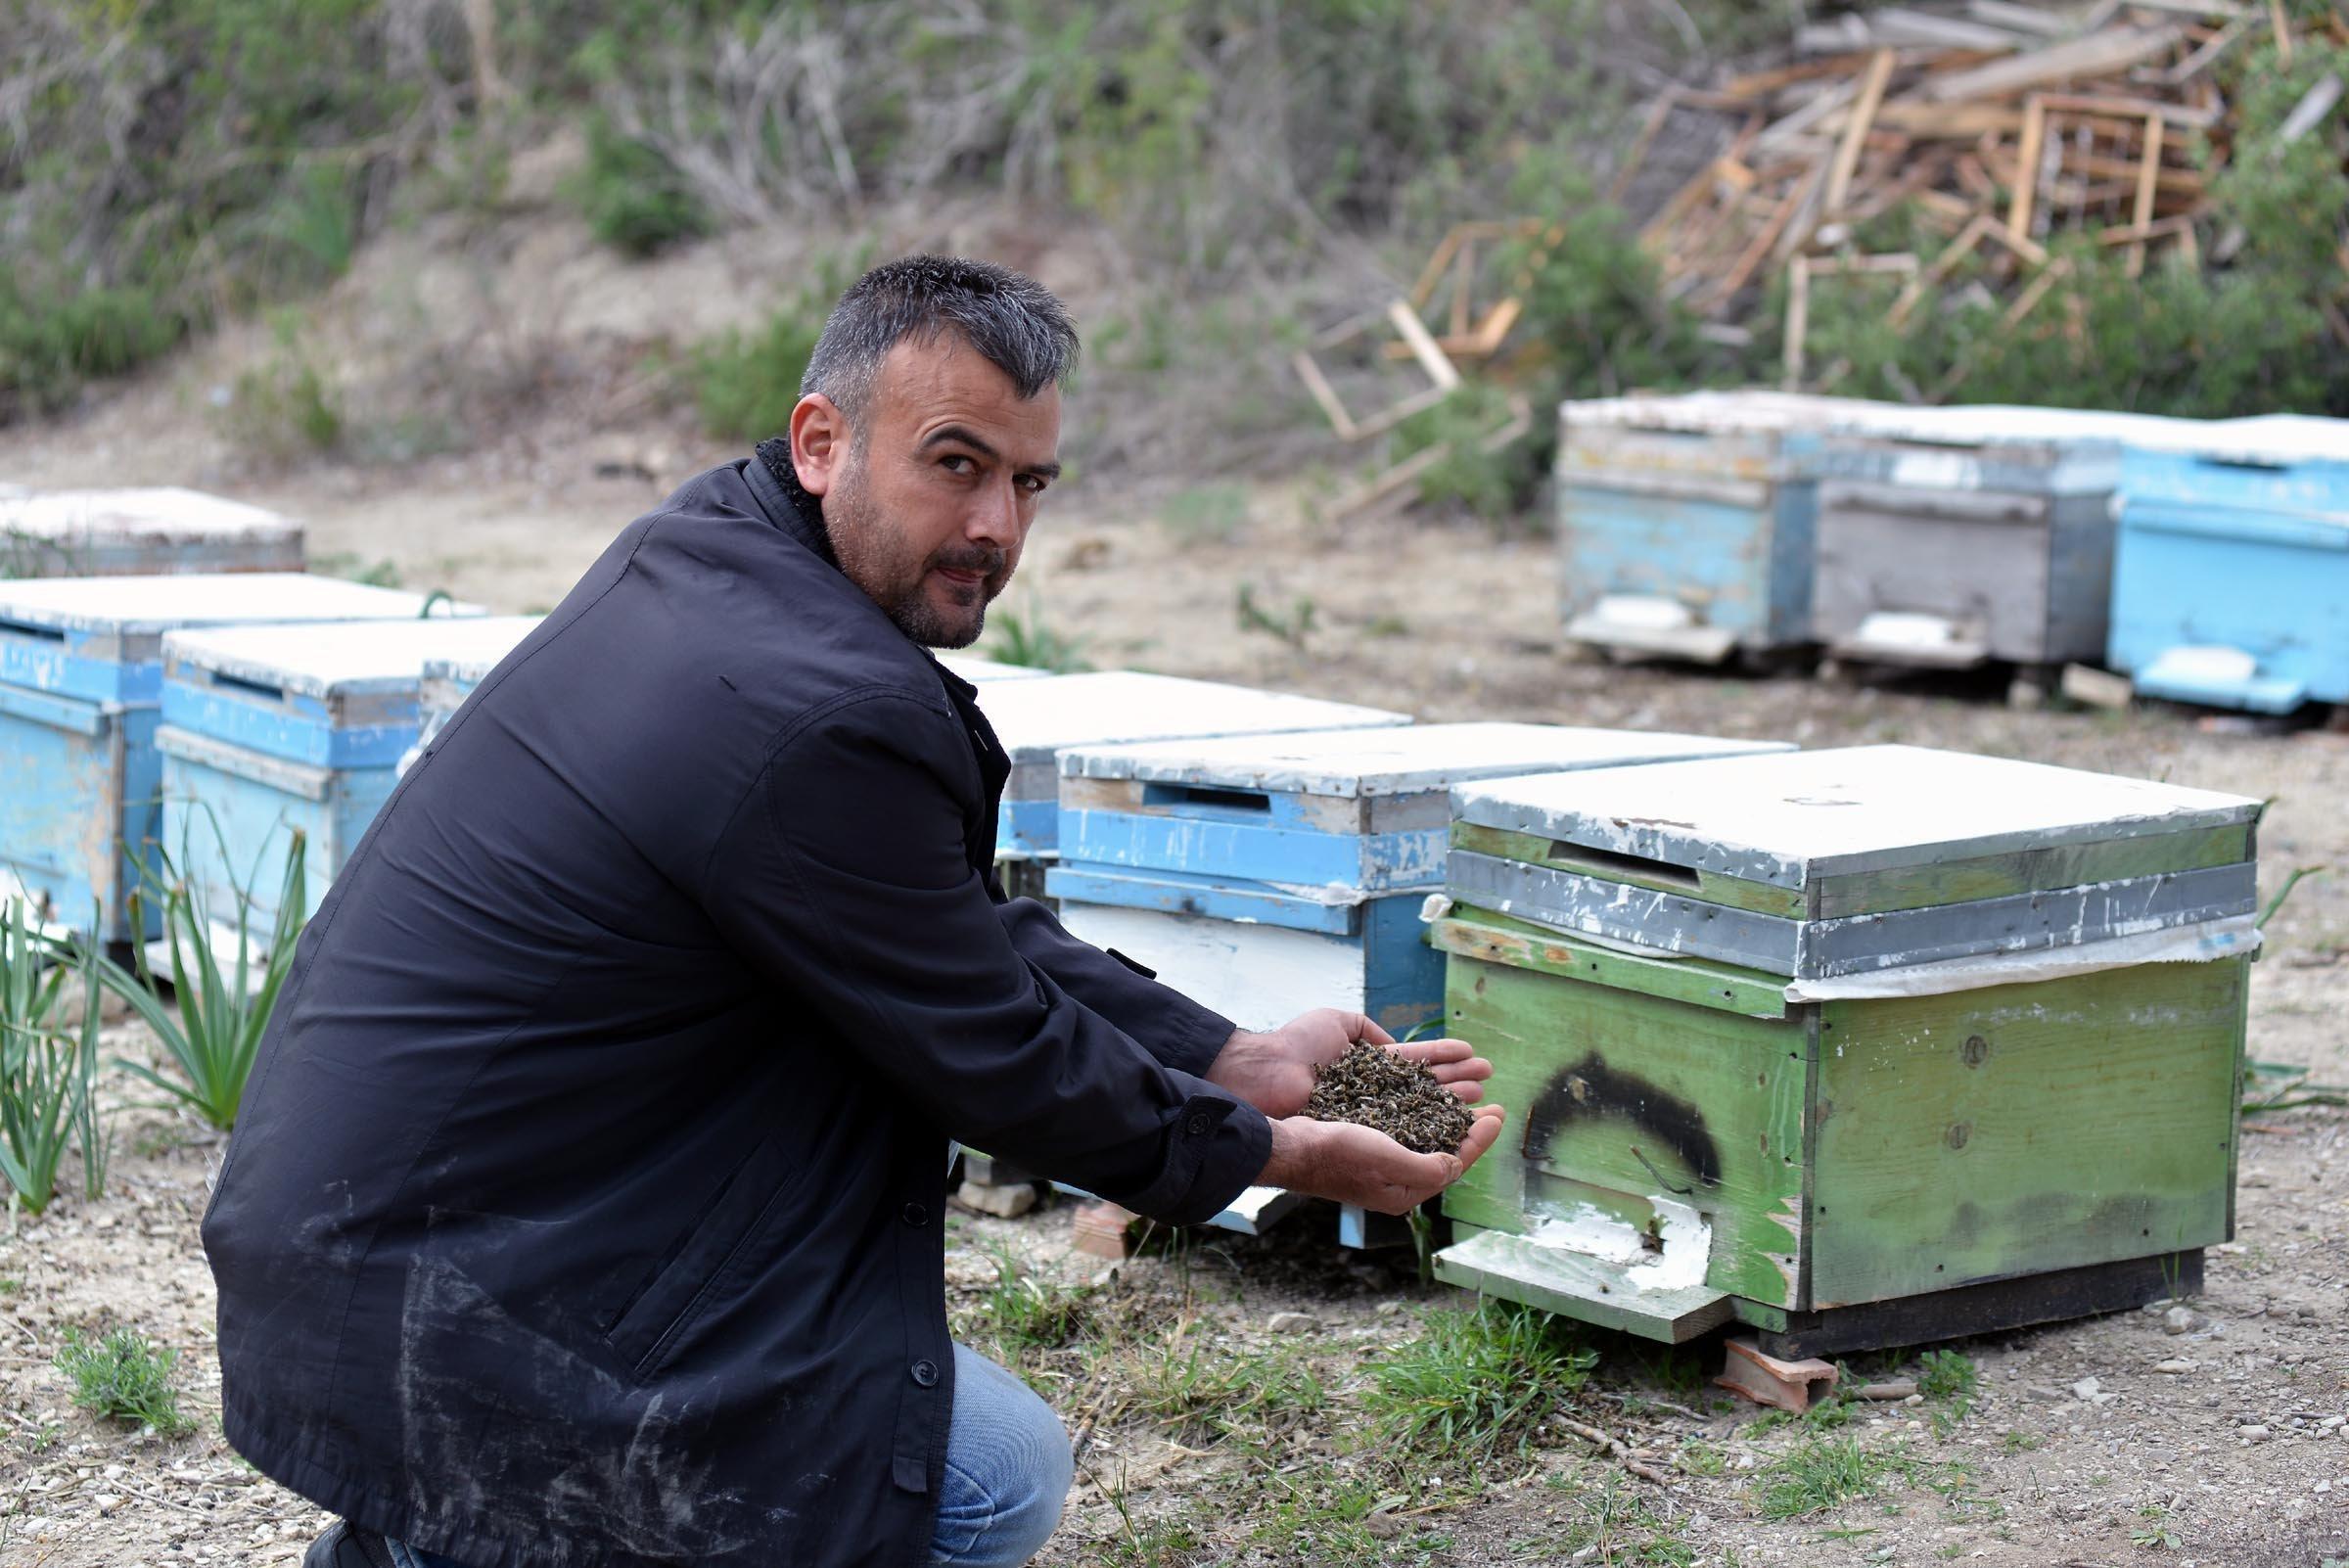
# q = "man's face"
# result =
<box><xmin>794</xmin><ymin>333</ymin><xmax>1061</xmax><ymax>648</ymax></box>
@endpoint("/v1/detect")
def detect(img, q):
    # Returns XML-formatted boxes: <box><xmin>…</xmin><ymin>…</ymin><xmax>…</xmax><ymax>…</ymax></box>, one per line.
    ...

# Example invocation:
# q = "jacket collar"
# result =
<box><xmin>742</xmin><ymin>441</ymin><xmax>981</xmax><ymax>704</ymax></box>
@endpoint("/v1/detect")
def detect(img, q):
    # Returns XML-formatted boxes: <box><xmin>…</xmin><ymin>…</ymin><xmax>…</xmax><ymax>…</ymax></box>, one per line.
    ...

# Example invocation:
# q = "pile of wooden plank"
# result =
<box><xmin>1620</xmin><ymin>0</ymin><xmax>2349</xmax><ymax>389</ymax></box>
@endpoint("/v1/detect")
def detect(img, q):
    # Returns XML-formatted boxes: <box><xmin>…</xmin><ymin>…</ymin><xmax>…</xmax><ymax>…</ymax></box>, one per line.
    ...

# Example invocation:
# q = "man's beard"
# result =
<box><xmin>825</xmin><ymin>451</ymin><xmax>1009</xmax><ymax>648</ymax></box>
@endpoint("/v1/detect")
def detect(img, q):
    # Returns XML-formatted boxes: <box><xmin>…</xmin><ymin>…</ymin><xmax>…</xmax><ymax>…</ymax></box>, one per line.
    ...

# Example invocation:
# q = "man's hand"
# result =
<box><xmin>1260</xmin><ymin>1105</ymin><xmax>1508</xmax><ymax>1214</ymax></box>
<box><xmin>1206</xmin><ymin>1008</ymin><xmax>1493</xmax><ymax>1119</ymax></box>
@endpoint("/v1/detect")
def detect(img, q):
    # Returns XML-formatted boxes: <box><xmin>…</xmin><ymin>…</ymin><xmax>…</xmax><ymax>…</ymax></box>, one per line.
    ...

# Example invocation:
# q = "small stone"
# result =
<box><xmin>1267</xmin><ymin>1311</ymin><xmax>1315</xmax><ymax>1334</ymax></box>
<box><xmin>2318</xmin><ymin>1480</ymin><xmax>2333</xmax><ymax>1496</ymax></box>
<box><xmin>2240</xmin><ymin>1424</ymin><xmax>2271</xmax><ymax>1440</ymax></box>
<box><xmin>2164</xmin><ymin>1307</ymin><xmax>2199</xmax><ymax>1335</ymax></box>
<box><xmin>955</xmin><ymin>1179</ymin><xmax>1037</xmax><ymax>1219</ymax></box>
<box><xmin>2322</xmin><ymin>1415</ymin><xmax>2345</xmax><ymax>1430</ymax></box>
<box><xmin>2071</xmin><ymin>1377</ymin><xmax>2102</xmax><ymax>1402</ymax></box>
<box><xmin>2154</xmin><ymin>1360</ymin><xmax>2195</xmax><ymax>1375</ymax></box>
<box><xmin>94</xmin><ymin>1495</ymin><xmax>121</xmax><ymax>1514</ymax></box>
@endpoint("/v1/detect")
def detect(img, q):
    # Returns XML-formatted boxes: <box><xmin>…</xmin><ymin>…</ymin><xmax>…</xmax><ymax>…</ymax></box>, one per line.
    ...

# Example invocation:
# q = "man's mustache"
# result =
<box><xmin>934</xmin><ymin>544</ymin><xmax>1008</xmax><ymax>577</ymax></box>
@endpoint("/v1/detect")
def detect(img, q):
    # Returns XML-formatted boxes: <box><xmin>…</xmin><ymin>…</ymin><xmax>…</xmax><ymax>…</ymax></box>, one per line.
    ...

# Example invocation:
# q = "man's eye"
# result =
<box><xmin>1017</xmin><ymin>475</ymin><xmax>1048</xmax><ymax>496</ymax></box>
<box><xmin>941</xmin><ymin>454</ymin><xmax>975</xmax><ymax>474</ymax></box>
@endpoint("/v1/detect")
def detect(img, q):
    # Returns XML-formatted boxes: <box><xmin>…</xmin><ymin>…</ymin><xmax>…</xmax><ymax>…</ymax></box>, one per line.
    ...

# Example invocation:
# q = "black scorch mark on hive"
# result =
<box><xmin>1523</xmin><ymin>1052</ymin><xmax>1723</xmax><ymax>1189</ymax></box>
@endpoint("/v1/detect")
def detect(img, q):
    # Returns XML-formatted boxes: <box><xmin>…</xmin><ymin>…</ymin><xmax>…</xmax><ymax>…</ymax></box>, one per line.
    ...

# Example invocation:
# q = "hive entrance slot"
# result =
<box><xmin>0</xmin><ymin>619</ymin><xmax>67</xmax><ymax>643</ymax></box>
<box><xmin>210</xmin><ymin>671</ymin><xmax>287</xmax><ymax>702</ymax></box>
<box><xmin>1547</xmin><ymin>841</ymin><xmax>1703</xmax><ymax>891</ymax></box>
<box><xmin>1146</xmin><ymin>783</ymin><xmax>1272</xmax><ymax>813</ymax></box>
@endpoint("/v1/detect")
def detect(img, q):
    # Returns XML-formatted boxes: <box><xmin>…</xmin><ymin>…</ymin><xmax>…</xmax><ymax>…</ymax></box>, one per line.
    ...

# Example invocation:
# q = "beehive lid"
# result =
<box><xmin>0</xmin><ymin>573</ymin><xmax>457</xmax><ymax>635</ymax></box>
<box><xmin>165</xmin><ymin>616</ymin><xmax>541</xmax><ymax>700</ymax></box>
<box><xmin>1061</xmin><ymin>721</ymin><xmax>1790</xmax><ymax>798</ymax></box>
<box><xmin>940</xmin><ymin>654</ymin><xmax>1052</xmax><ymax>682</ymax></box>
<box><xmin>1559</xmin><ymin>391</ymin><xmax>1913</xmax><ymax>438</ymax></box>
<box><xmin>1454</xmin><ymin>745</ymin><xmax>2259</xmax><ymax>889</ymax></box>
<box><xmin>422</xmin><ymin>622</ymin><xmax>544</xmax><ymax>688</ymax></box>
<box><xmin>0</xmin><ymin>487</ymin><xmax>299</xmax><ymax>543</ymax></box>
<box><xmin>977</xmin><ymin>671</ymin><xmax>1409</xmax><ymax>767</ymax></box>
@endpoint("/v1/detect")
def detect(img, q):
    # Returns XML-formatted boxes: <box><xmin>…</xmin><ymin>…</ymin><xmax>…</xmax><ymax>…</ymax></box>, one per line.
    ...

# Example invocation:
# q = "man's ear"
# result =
<box><xmin>789</xmin><ymin>392</ymin><xmax>850</xmax><ymax>497</ymax></box>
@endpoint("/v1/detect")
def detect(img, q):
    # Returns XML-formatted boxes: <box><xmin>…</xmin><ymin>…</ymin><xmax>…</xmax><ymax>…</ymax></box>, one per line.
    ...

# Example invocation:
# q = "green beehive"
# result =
<box><xmin>1429</xmin><ymin>745</ymin><xmax>2260</xmax><ymax>1359</ymax></box>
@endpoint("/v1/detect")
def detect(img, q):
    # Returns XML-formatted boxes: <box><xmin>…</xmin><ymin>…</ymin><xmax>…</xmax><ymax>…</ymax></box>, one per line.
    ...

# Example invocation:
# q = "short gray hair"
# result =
<box><xmin>800</xmin><ymin>254</ymin><xmax>1080</xmax><ymax>428</ymax></box>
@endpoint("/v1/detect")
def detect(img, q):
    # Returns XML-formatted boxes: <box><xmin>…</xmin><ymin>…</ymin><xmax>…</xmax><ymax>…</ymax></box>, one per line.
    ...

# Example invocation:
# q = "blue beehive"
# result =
<box><xmin>0</xmin><ymin>574</ymin><xmax>469</xmax><ymax>942</ymax></box>
<box><xmin>1048</xmin><ymin>722</ymin><xmax>1793</xmax><ymax>1243</ymax></box>
<box><xmin>0</xmin><ymin>487</ymin><xmax>304</xmax><ymax>578</ymax></box>
<box><xmin>970</xmin><ymin>670</ymin><xmax>1409</xmax><ymax>889</ymax></box>
<box><xmin>1558</xmin><ymin>392</ymin><xmax>1920</xmax><ymax>662</ymax></box>
<box><xmin>156</xmin><ymin>615</ymin><xmax>538</xmax><ymax>937</ymax></box>
<box><xmin>2107</xmin><ymin>418</ymin><xmax>2349</xmax><ymax>714</ymax></box>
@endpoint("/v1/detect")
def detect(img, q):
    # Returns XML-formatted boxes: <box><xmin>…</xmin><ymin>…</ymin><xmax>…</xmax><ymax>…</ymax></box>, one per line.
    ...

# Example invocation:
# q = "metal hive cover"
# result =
<box><xmin>0</xmin><ymin>573</ymin><xmax>456</xmax><ymax>635</ymax></box>
<box><xmin>163</xmin><ymin>615</ymin><xmax>540</xmax><ymax>700</ymax></box>
<box><xmin>975</xmin><ymin>671</ymin><xmax>1409</xmax><ymax>764</ymax></box>
<box><xmin>1452</xmin><ymin>745</ymin><xmax>2260</xmax><ymax>890</ymax></box>
<box><xmin>1059</xmin><ymin>721</ymin><xmax>1790</xmax><ymax>798</ymax></box>
<box><xmin>0</xmin><ymin>487</ymin><xmax>299</xmax><ymax>541</ymax></box>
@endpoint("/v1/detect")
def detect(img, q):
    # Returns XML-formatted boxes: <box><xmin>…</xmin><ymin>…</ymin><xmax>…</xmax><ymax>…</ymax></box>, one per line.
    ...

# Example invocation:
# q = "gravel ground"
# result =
<box><xmin>1</xmin><ymin>412</ymin><xmax>2343</xmax><ymax>1568</ymax></box>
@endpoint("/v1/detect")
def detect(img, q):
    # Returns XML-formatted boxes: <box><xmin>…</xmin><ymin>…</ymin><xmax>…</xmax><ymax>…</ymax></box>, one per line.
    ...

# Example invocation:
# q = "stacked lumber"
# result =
<box><xmin>1625</xmin><ymin>0</ymin><xmax>2349</xmax><ymax>389</ymax></box>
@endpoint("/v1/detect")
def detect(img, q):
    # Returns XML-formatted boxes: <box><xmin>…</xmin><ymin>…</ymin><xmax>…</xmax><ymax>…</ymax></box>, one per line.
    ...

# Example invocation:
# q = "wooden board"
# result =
<box><xmin>1760</xmin><ymin>1250</ymin><xmax>2203</xmax><ymax>1360</ymax></box>
<box><xmin>161</xmin><ymin>616</ymin><xmax>540</xmax><ymax>701</ymax></box>
<box><xmin>974</xmin><ymin>671</ymin><xmax>1408</xmax><ymax>773</ymax></box>
<box><xmin>1806</xmin><ymin>956</ymin><xmax>2245</xmax><ymax>1309</ymax></box>
<box><xmin>0</xmin><ymin>574</ymin><xmax>450</xmax><ymax>636</ymax></box>
<box><xmin>1440</xmin><ymin>944</ymin><xmax>1811</xmax><ymax>1312</ymax></box>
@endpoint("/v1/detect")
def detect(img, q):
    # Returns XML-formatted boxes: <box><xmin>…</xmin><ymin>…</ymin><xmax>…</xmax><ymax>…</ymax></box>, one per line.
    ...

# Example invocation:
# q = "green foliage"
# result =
<box><xmin>0</xmin><ymin>280</ymin><xmax>184</xmax><ymax>420</ymax></box>
<box><xmin>219</xmin><ymin>313</ymin><xmax>345</xmax><ymax>461</ymax></box>
<box><xmin>0</xmin><ymin>903</ymin><xmax>108</xmax><ymax>1215</ymax></box>
<box><xmin>954</xmin><ymin>1246</ymin><xmax>1098</xmax><ymax>1363</ymax></box>
<box><xmin>1132</xmin><ymin>1338</ymin><xmax>1324</xmax><ymax>1443</ymax></box>
<box><xmin>101</xmin><ymin>832</ymin><xmax>308</xmax><ymax>1130</ymax></box>
<box><xmin>1234</xmin><ymin>582</ymin><xmax>1316</xmax><ymax>647</ymax></box>
<box><xmin>55</xmin><ymin>1326</ymin><xmax>193</xmax><ymax>1437</ymax></box>
<box><xmin>1363</xmin><ymin>1300</ymin><xmax>1595</xmax><ymax>1460</ymax></box>
<box><xmin>1390</xmin><ymin>383</ymin><xmax>1543</xmax><ymax>524</ymax></box>
<box><xmin>567</xmin><ymin>115</ymin><xmax>713</xmax><ymax>257</ymax></box>
<box><xmin>1751</xmin><ymin>1437</ymin><xmax>1902</xmax><ymax>1521</ymax></box>
<box><xmin>985</xmin><ymin>600</ymin><xmax>1092</xmax><ymax>673</ymax></box>
<box><xmin>1917</xmin><ymin>1349</ymin><xmax>1978</xmax><ymax>1404</ymax></box>
<box><xmin>682</xmin><ymin>307</ymin><xmax>824</xmax><ymax>445</ymax></box>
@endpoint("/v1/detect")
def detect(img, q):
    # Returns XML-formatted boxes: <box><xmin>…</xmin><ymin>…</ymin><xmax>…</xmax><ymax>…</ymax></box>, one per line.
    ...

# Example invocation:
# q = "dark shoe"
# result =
<box><xmin>304</xmin><ymin>1521</ymin><xmax>397</xmax><ymax>1568</ymax></box>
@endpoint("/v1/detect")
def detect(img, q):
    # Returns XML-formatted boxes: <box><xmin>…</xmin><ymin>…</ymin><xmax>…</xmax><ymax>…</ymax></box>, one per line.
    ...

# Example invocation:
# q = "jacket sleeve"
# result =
<box><xmin>992</xmin><ymin>899</ymin><xmax>1237</xmax><ymax>1078</ymax></box>
<box><xmin>701</xmin><ymin>689</ymin><xmax>1269</xmax><ymax>1224</ymax></box>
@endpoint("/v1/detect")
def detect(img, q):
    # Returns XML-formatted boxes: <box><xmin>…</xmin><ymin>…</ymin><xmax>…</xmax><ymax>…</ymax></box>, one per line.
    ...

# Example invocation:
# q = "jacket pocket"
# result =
<box><xmin>602</xmin><ymin>1133</ymin><xmax>805</xmax><ymax>1381</ymax></box>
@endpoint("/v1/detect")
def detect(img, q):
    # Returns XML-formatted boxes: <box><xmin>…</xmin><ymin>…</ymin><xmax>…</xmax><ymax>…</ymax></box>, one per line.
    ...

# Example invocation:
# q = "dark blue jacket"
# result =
<box><xmin>202</xmin><ymin>455</ymin><xmax>1271</xmax><ymax>1568</ymax></box>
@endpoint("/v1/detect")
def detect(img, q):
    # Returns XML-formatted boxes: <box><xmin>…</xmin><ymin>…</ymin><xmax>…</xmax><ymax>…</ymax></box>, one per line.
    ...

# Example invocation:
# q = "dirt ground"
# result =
<box><xmin>3</xmin><ymin>294</ymin><xmax>2346</xmax><ymax>1568</ymax></box>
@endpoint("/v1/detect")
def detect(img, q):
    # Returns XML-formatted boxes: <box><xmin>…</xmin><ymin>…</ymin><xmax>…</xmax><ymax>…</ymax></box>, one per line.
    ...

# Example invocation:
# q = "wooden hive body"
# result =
<box><xmin>2105</xmin><ymin>419</ymin><xmax>2349</xmax><ymax>713</ymax></box>
<box><xmin>155</xmin><ymin>616</ymin><xmax>534</xmax><ymax>933</ymax></box>
<box><xmin>1811</xmin><ymin>418</ymin><xmax>2122</xmax><ymax>669</ymax></box>
<box><xmin>1432</xmin><ymin>746</ymin><xmax>2260</xmax><ymax>1354</ymax></box>
<box><xmin>0</xmin><ymin>575</ymin><xmax>463</xmax><ymax>942</ymax></box>
<box><xmin>0</xmin><ymin>488</ymin><xmax>304</xmax><ymax>577</ymax></box>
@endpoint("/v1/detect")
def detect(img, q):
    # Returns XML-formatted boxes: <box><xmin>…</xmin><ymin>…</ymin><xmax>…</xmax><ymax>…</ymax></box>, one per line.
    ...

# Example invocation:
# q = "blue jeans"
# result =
<box><xmin>391</xmin><ymin>1344</ymin><xmax>1072</xmax><ymax>1567</ymax></box>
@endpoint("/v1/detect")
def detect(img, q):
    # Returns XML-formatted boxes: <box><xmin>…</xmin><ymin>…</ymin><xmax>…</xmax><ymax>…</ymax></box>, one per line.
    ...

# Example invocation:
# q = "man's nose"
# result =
<box><xmin>966</xmin><ymin>476</ymin><xmax>1023</xmax><ymax>548</ymax></box>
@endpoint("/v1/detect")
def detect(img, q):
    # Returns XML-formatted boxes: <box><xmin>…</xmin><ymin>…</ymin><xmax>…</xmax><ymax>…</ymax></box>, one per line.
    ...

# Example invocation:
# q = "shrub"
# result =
<box><xmin>684</xmin><ymin>309</ymin><xmax>826</xmax><ymax>444</ymax></box>
<box><xmin>566</xmin><ymin>115</ymin><xmax>713</xmax><ymax>258</ymax></box>
<box><xmin>55</xmin><ymin>1327</ymin><xmax>193</xmax><ymax>1437</ymax></box>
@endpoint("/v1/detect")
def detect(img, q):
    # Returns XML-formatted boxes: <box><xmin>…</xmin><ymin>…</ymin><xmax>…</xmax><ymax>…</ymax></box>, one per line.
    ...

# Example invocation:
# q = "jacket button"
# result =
<box><xmin>1185</xmin><ymin>1112</ymin><xmax>1212</xmax><ymax>1136</ymax></box>
<box><xmin>910</xmin><ymin>1359</ymin><xmax>940</xmax><ymax>1389</ymax></box>
<box><xmin>901</xmin><ymin>1202</ymin><xmax>927</xmax><ymax>1227</ymax></box>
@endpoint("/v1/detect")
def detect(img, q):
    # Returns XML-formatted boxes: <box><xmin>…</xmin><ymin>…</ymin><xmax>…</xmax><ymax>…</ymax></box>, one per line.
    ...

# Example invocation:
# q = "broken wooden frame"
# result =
<box><xmin>1292</xmin><ymin>300</ymin><xmax>1462</xmax><ymax>443</ymax></box>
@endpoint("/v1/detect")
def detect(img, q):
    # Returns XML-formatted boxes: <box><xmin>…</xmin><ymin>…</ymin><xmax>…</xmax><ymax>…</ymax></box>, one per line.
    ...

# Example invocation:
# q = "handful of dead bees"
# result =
<box><xmin>1304</xmin><ymin>1039</ymin><xmax>1475</xmax><ymax>1156</ymax></box>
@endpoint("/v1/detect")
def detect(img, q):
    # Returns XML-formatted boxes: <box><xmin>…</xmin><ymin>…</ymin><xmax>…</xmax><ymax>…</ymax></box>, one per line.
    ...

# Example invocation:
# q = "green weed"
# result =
<box><xmin>1919</xmin><ymin>1348</ymin><xmax>1978</xmax><ymax>1436</ymax></box>
<box><xmin>1364</xmin><ymin>1300</ymin><xmax>1594</xmax><ymax>1461</ymax></box>
<box><xmin>102</xmin><ymin>831</ymin><xmax>309</xmax><ymax>1130</ymax></box>
<box><xmin>1157</xmin><ymin>484</ymin><xmax>1251</xmax><ymax>542</ymax></box>
<box><xmin>1751</xmin><ymin>1437</ymin><xmax>1903</xmax><ymax>1521</ymax></box>
<box><xmin>220</xmin><ymin>313</ymin><xmax>345</xmax><ymax>461</ymax></box>
<box><xmin>1553</xmin><ymin>1475</ymin><xmax>1696</xmax><ymax>1565</ymax></box>
<box><xmin>0</xmin><ymin>901</ymin><xmax>108</xmax><ymax>1214</ymax></box>
<box><xmin>955</xmin><ymin>1246</ymin><xmax>1097</xmax><ymax>1362</ymax></box>
<box><xmin>984</xmin><ymin>600</ymin><xmax>1091</xmax><ymax>673</ymax></box>
<box><xmin>1234</xmin><ymin>583</ymin><xmax>1315</xmax><ymax>649</ymax></box>
<box><xmin>1131</xmin><ymin>1339</ymin><xmax>1323</xmax><ymax>1444</ymax></box>
<box><xmin>55</xmin><ymin>1326</ymin><xmax>192</xmax><ymax>1437</ymax></box>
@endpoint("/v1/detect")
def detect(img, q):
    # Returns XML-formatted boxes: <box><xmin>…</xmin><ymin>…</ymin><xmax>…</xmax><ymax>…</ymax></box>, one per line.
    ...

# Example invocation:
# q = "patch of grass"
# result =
<box><xmin>1234</xmin><ymin>582</ymin><xmax>1316</xmax><ymax>648</ymax></box>
<box><xmin>984</xmin><ymin>600</ymin><xmax>1091</xmax><ymax>673</ymax></box>
<box><xmin>954</xmin><ymin>1246</ymin><xmax>1096</xmax><ymax>1364</ymax></box>
<box><xmin>1751</xmin><ymin>1437</ymin><xmax>1905</xmax><ymax>1521</ymax></box>
<box><xmin>1553</xmin><ymin>1475</ymin><xmax>1696</xmax><ymax>1565</ymax></box>
<box><xmin>55</xmin><ymin>1326</ymin><xmax>192</xmax><ymax>1437</ymax></box>
<box><xmin>1128</xmin><ymin>1337</ymin><xmax>1323</xmax><ymax>1444</ymax></box>
<box><xmin>1919</xmin><ymin>1348</ymin><xmax>1978</xmax><ymax>1436</ymax></box>
<box><xmin>2001</xmin><ymin>1429</ymin><xmax>2043</xmax><ymax>1454</ymax></box>
<box><xmin>219</xmin><ymin>313</ymin><xmax>345</xmax><ymax>461</ymax></box>
<box><xmin>1157</xmin><ymin>484</ymin><xmax>1251</xmax><ymax>542</ymax></box>
<box><xmin>1</xmin><ymin>900</ymin><xmax>109</xmax><ymax>1215</ymax></box>
<box><xmin>1677</xmin><ymin>1439</ymin><xmax>1727</xmax><ymax>1477</ymax></box>
<box><xmin>2132</xmin><ymin>1503</ymin><xmax>2184</xmax><ymax>1550</ymax></box>
<box><xmin>1364</xmin><ymin>1300</ymin><xmax>1594</xmax><ymax>1461</ymax></box>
